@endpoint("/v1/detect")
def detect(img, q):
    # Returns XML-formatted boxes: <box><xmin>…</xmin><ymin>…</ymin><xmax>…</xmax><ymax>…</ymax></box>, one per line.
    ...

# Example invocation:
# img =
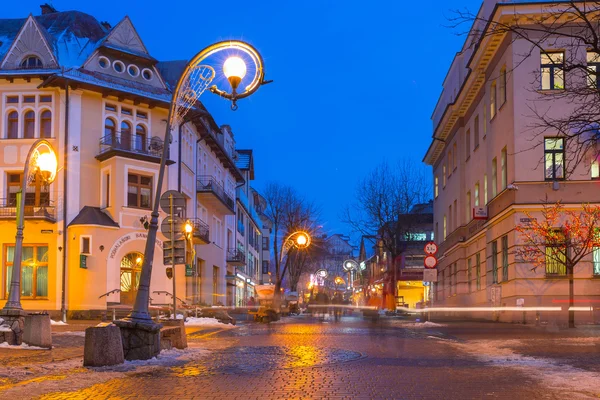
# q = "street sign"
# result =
<box><xmin>161</xmin><ymin>215</ymin><xmax>184</xmax><ymax>240</ymax></box>
<box><xmin>159</xmin><ymin>190</ymin><xmax>186</xmax><ymax>215</ymax></box>
<box><xmin>80</xmin><ymin>254</ymin><xmax>87</xmax><ymax>269</ymax></box>
<box><xmin>423</xmin><ymin>269</ymin><xmax>438</xmax><ymax>282</ymax></box>
<box><xmin>424</xmin><ymin>242</ymin><xmax>438</xmax><ymax>255</ymax></box>
<box><xmin>424</xmin><ymin>255</ymin><xmax>437</xmax><ymax>269</ymax></box>
<box><xmin>163</xmin><ymin>239</ymin><xmax>186</xmax><ymax>265</ymax></box>
<box><xmin>473</xmin><ymin>206</ymin><xmax>488</xmax><ymax>220</ymax></box>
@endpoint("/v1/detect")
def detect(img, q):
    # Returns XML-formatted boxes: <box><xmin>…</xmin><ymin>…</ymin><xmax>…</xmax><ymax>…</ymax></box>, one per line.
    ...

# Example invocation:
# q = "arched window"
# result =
<box><xmin>134</xmin><ymin>124</ymin><xmax>146</xmax><ymax>152</ymax></box>
<box><xmin>7</xmin><ymin>111</ymin><xmax>18</xmax><ymax>139</ymax></box>
<box><xmin>24</xmin><ymin>110</ymin><xmax>35</xmax><ymax>138</ymax></box>
<box><xmin>121</xmin><ymin>121</ymin><xmax>132</xmax><ymax>150</ymax></box>
<box><xmin>40</xmin><ymin>110</ymin><xmax>52</xmax><ymax>138</ymax></box>
<box><xmin>120</xmin><ymin>252</ymin><xmax>143</xmax><ymax>305</ymax></box>
<box><xmin>104</xmin><ymin>118</ymin><xmax>116</xmax><ymax>146</ymax></box>
<box><xmin>20</xmin><ymin>55</ymin><xmax>43</xmax><ymax>69</ymax></box>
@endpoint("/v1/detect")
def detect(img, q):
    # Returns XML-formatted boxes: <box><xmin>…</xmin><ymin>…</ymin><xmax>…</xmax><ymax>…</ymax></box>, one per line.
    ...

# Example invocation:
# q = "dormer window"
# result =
<box><xmin>20</xmin><ymin>55</ymin><xmax>43</xmax><ymax>69</ymax></box>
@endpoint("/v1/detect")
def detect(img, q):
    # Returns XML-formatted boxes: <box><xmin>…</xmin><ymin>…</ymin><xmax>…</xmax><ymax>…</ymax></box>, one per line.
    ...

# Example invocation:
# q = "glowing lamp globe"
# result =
<box><xmin>184</xmin><ymin>222</ymin><xmax>193</xmax><ymax>234</ymax></box>
<box><xmin>223</xmin><ymin>56</ymin><xmax>247</xmax><ymax>90</ymax></box>
<box><xmin>296</xmin><ymin>234</ymin><xmax>308</xmax><ymax>247</ymax></box>
<box><xmin>36</xmin><ymin>151</ymin><xmax>58</xmax><ymax>184</ymax></box>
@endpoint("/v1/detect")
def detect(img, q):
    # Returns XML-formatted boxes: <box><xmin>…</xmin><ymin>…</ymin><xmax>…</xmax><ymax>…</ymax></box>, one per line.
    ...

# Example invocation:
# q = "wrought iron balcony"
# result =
<box><xmin>0</xmin><ymin>198</ymin><xmax>56</xmax><ymax>222</ymax></box>
<box><xmin>188</xmin><ymin>218</ymin><xmax>210</xmax><ymax>245</ymax></box>
<box><xmin>197</xmin><ymin>176</ymin><xmax>235</xmax><ymax>214</ymax></box>
<box><xmin>226</xmin><ymin>248</ymin><xmax>246</xmax><ymax>266</ymax></box>
<box><xmin>96</xmin><ymin>133</ymin><xmax>170</xmax><ymax>164</ymax></box>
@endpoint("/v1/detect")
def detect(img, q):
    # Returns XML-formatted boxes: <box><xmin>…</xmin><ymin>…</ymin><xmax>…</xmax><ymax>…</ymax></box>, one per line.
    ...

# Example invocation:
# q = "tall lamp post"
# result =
<box><xmin>3</xmin><ymin>140</ymin><xmax>58</xmax><ymax>312</ymax></box>
<box><xmin>279</xmin><ymin>231</ymin><xmax>311</xmax><ymax>265</ymax></box>
<box><xmin>115</xmin><ymin>41</ymin><xmax>268</xmax><ymax>360</ymax></box>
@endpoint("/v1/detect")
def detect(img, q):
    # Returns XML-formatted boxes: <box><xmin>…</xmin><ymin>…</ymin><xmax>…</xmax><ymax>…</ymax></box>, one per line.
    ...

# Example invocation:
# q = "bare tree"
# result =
<box><xmin>343</xmin><ymin>160</ymin><xmax>431</xmax><ymax>276</ymax></box>
<box><xmin>515</xmin><ymin>201</ymin><xmax>600</xmax><ymax>327</ymax></box>
<box><xmin>449</xmin><ymin>1</ymin><xmax>600</xmax><ymax>176</ymax></box>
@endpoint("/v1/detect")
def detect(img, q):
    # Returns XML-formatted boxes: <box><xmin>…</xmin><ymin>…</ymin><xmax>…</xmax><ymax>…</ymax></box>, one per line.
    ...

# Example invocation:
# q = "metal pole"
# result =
<box><xmin>170</xmin><ymin>194</ymin><xmax>177</xmax><ymax>319</ymax></box>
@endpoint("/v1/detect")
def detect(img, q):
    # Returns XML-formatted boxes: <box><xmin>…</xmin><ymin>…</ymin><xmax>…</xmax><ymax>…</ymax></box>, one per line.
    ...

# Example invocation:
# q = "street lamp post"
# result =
<box><xmin>114</xmin><ymin>41</ymin><xmax>267</xmax><ymax>360</ymax></box>
<box><xmin>0</xmin><ymin>140</ymin><xmax>57</xmax><ymax>344</ymax></box>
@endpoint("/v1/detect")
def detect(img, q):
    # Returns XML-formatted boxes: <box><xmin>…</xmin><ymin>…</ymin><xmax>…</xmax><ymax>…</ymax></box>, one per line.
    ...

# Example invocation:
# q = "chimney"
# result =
<box><xmin>40</xmin><ymin>3</ymin><xmax>58</xmax><ymax>15</ymax></box>
<box><xmin>101</xmin><ymin>21</ymin><xmax>112</xmax><ymax>30</ymax></box>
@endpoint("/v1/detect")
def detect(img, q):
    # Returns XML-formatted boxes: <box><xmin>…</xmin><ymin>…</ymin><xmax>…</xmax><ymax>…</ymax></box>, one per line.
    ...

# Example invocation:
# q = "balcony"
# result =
<box><xmin>188</xmin><ymin>218</ymin><xmax>210</xmax><ymax>245</ymax></box>
<box><xmin>196</xmin><ymin>176</ymin><xmax>235</xmax><ymax>214</ymax></box>
<box><xmin>226</xmin><ymin>248</ymin><xmax>246</xmax><ymax>266</ymax></box>
<box><xmin>96</xmin><ymin>133</ymin><xmax>171</xmax><ymax>164</ymax></box>
<box><xmin>0</xmin><ymin>198</ymin><xmax>56</xmax><ymax>222</ymax></box>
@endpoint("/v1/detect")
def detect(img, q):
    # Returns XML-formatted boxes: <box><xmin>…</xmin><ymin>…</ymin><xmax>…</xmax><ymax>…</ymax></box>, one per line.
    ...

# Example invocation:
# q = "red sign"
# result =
<box><xmin>424</xmin><ymin>255</ymin><xmax>437</xmax><ymax>269</ymax></box>
<box><xmin>424</xmin><ymin>242</ymin><xmax>438</xmax><ymax>255</ymax></box>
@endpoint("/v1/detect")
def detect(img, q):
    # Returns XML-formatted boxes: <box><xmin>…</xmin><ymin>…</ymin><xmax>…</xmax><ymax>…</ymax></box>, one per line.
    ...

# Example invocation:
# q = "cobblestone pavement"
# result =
<box><xmin>1</xmin><ymin>316</ymin><xmax>600</xmax><ymax>399</ymax></box>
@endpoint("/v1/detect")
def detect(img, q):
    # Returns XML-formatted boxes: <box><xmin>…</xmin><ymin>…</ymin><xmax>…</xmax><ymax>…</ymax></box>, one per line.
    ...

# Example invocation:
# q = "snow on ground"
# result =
<box><xmin>0</xmin><ymin>342</ymin><xmax>47</xmax><ymax>350</ymax></box>
<box><xmin>52</xmin><ymin>331</ymin><xmax>86</xmax><ymax>337</ymax></box>
<box><xmin>450</xmin><ymin>339</ymin><xmax>600</xmax><ymax>398</ymax></box>
<box><xmin>401</xmin><ymin>321</ymin><xmax>447</xmax><ymax>328</ymax></box>
<box><xmin>184</xmin><ymin>317</ymin><xmax>237</xmax><ymax>329</ymax></box>
<box><xmin>50</xmin><ymin>320</ymin><xmax>67</xmax><ymax>326</ymax></box>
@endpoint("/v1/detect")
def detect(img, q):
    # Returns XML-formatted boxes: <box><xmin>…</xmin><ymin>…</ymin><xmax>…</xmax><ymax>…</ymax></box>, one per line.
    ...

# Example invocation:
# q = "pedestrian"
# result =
<box><xmin>332</xmin><ymin>292</ymin><xmax>343</xmax><ymax>321</ymax></box>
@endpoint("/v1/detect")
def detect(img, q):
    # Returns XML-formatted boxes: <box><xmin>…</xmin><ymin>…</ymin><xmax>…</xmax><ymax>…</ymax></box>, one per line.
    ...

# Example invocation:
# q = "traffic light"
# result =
<box><xmin>166</xmin><ymin>267</ymin><xmax>173</xmax><ymax>279</ymax></box>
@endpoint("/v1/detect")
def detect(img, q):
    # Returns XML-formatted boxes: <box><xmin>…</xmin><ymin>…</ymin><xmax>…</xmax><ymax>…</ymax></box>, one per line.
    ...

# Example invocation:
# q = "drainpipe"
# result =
<box><xmin>60</xmin><ymin>73</ymin><xmax>69</xmax><ymax>323</ymax></box>
<box><xmin>178</xmin><ymin>124</ymin><xmax>182</xmax><ymax>192</ymax></box>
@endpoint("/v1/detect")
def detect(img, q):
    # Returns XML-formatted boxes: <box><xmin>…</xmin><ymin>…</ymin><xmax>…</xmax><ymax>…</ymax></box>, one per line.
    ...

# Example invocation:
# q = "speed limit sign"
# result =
<box><xmin>424</xmin><ymin>242</ymin><xmax>438</xmax><ymax>255</ymax></box>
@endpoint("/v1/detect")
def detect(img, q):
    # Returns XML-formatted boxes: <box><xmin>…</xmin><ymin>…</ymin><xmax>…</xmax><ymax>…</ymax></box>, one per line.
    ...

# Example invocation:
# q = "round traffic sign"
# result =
<box><xmin>424</xmin><ymin>242</ymin><xmax>438</xmax><ymax>255</ymax></box>
<box><xmin>160</xmin><ymin>215</ymin><xmax>184</xmax><ymax>240</ymax></box>
<box><xmin>159</xmin><ymin>190</ymin><xmax>186</xmax><ymax>214</ymax></box>
<box><xmin>424</xmin><ymin>255</ymin><xmax>438</xmax><ymax>269</ymax></box>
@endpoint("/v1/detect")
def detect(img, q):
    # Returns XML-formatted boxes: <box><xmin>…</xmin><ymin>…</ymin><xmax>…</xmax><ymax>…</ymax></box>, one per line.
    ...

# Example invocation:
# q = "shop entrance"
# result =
<box><xmin>120</xmin><ymin>252</ymin><xmax>144</xmax><ymax>305</ymax></box>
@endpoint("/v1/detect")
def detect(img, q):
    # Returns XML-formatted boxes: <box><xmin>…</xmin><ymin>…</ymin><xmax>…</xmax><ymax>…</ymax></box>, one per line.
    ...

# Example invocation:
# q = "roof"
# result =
<box><xmin>156</xmin><ymin>60</ymin><xmax>187</xmax><ymax>91</ymax></box>
<box><xmin>235</xmin><ymin>149</ymin><xmax>252</xmax><ymax>170</ymax></box>
<box><xmin>69</xmin><ymin>206</ymin><xmax>119</xmax><ymax>227</ymax></box>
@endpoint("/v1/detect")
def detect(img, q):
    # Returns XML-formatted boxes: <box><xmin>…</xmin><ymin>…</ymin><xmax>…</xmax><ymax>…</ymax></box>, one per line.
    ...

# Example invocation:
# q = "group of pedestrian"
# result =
<box><xmin>310</xmin><ymin>291</ymin><xmax>345</xmax><ymax>321</ymax></box>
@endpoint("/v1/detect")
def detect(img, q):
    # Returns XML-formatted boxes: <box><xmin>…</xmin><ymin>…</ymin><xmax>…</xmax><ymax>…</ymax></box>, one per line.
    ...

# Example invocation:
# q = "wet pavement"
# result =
<box><xmin>1</xmin><ymin>315</ymin><xmax>600</xmax><ymax>399</ymax></box>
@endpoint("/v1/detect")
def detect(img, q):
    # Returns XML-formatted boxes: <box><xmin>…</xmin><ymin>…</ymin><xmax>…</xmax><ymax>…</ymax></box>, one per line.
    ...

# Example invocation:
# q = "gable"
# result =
<box><xmin>103</xmin><ymin>16</ymin><xmax>149</xmax><ymax>56</ymax></box>
<box><xmin>1</xmin><ymin>15</ymin><xmax>58</xmax><ymax>69</ymax></box>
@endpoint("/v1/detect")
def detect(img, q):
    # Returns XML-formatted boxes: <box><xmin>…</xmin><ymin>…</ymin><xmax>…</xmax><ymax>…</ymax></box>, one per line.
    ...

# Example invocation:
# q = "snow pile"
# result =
<box><xmin>0</xmin><ymin>342</ymin><xmax>47</xmax><ymax>350</ymax></box>
<box><xmin>401</xmin><ymin>321</ymin><xmax>447</xmax><ymax>328</ymax></box>
<box><xmin>53</xmin><ymin>331</ymin><xmax>86</xmax><ymax>337</ymax></box>
<box><xmin>184</xmin><ymin>317</ymin><xmax>237</xmax><ymax>329</ymax></box>
<box><xmin>0</xmin><ymin>325</ymin><xmax>12</xmax><ymax>332</ymax></box>
<box><xmin>169</xmin><ymin>314</ymin><xmax>185</xmax><ymax>320</ymax></box>
<box><xmin>50</xmin><ymin>320</ymin><xmax>67</xmax><ymax>326</ymax></box>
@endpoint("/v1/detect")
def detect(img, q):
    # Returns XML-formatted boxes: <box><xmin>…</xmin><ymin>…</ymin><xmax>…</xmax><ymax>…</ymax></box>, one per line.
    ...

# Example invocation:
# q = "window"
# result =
<box><xmin>475</xmin><ymin>183</ymin><xmax>480</xmax><ymax>207</ymax></box>
<box><xmin>541</xmin><ymin>52</ymin><xmax>564</xmax><ymax>90</ymax></box>
<box><xmin>435</xmin><ymin>223</ymin><xmax>438</xmax><ymax>242</ymax></box>
<box><xmin>262</xmin><ymin>236</ymin><xmax>270</xmax><ymax>250</ymax></box>
<box><xmin>467</xmin><ymin>258</ymin><xmax>472</xmax><ymax>293</ymax></box>
<box><xmin>545</xmin><ymin>230</ymin><xmax>566</xmax><ymax>275</ymax></box>
<box><xmin>502</xmin><ymin>235</ymin><xmax>508</xmax><ymax>282</ymax></box>
<box><xmin>6</xmin><ymin>96</ymin><xmax>18</xmax><ymax>104</ymax></box>
<box><xmin>491</xmin><ymin>240</ymin><xmax>498</xmax><ymax>284</ymax></box>
<box><xmin>466</xmin><ymin>191</ymin><xmax>471</xmax><ymax>222</ymax></box>
<box><xmin>544</xmin><ymin>138</ymin><xmax>565</xmax><ymax>180</ymax></box>
<box><xmin>7</xmin><ymin>111</ymin><xmax>18</xmax><ymax>139</ymax></box>
<box><xmin>434</xmin><ymin>176</ymin><xmax>439</xmax><ymax>198</ymax></box>
<box><xmin>442</xmin><ymin>165</ymin><xmax>446</xmax><ymax>187</ymax></box>
<box><xmin>593</xmin><ymin>246</ymin><xmax>600</xmax><ymax>275</ymax></box>
<box><xmin>443</xmin><ymin>215</ymin><xmax>447</xmax><ymax>240</ymax></box>
<box><xmin>490</xmin><ymin>82</ymin><xmax>497</xmax><ymax>119</ymax></box>
<box><xmin>105</xmin><ymin>103</ymin><xmax>117</xmax><ymax>112</ymax></box>
<box><xmin>24</xmin><ymin>110</ymin><xmax>35</xmax><ymax>138</ymax></box>
<box><xmin>40</xmin><ymin>110</ymin><xmax>52</xmax><ymax>138</ymax></box>
<box><xmin>121</xmin><ymin>107</ymin><xmax>133</xmax><ymax>116</ymax></box>
<box><xmin>448</xmin><ymin>150</ymin><xmax>452</xmax><ymax>174</ymax></box>
<box><xmin>137</xmin><ymin>111</ymin><xmax>147</xmax><ymax>119</ymax></box>
<box><xmin>20</xmin><ymin>55</ymin><xmax>43</xmax><ymax>69</ymax></box>
<box><xmin>7</xmin><ymin>172</ymin><xmax>49</xmax><ymax>207</ymax></box>
<box><xmin>113</xmin><ymin>60</ymin><xmax>125</xmax><ymax>73</ymax></box>
<box><xmin>142</xmin><ymin>68</ymin><xmax>153</xmax><ymax>81</ymax></box>
<box><xmin>476</xmin><ymin>253</ymin><xmax>481</xmax><ymax>290</ymax></box>
<box><xmin>262</xmin><ymin>260</ymin><xmax>270</xmax><ymax>275</ymax></box>
<box><xmin>105</xmin><ymin>173</ymin><xmax>110</xmax><ymax>207</ymax></box>
<box><xmin>592</xmin><ymin>160</ymin><xmax>600</xmax><ymax>179</ymax></box>
<box><xmin>121</xmin><ymin>121</ymin><xmax>132</xmax><ymax>150</ymax></box>
<box><xmin>213</xmin><ymin>217</ymin><xmax>223</xmax><ymax>247</ymax></box>
<box><xmin>587</xmin><ymin>52</ymin><xmax>600</xmax><ymax>88</ymax></box>
<box><xmin>98</xmin><ymin>56</ymin><xmax>109</xmax><ymax>69</ymax></box>
<box><xmin>465</xmin><ymin>129</ymin><xmax>471</xmax><ymax>160</ymax></box>
<box><xmin>134</xmin><ymin>124</ymin><xmax>146</xmax><ymax>151</ymax></box>
<box><xmin>449</xmin><ymin>205</ymin><xmax>452</xmax><ymax>232</ymax></box>
<box><xmin>499</xmin><ymin>66</ymin><xmax>507</xmax><ymax>105</ymax></box>
<box><xmin>483</xmin><ymin>105</ymin><xmax>487</xmax><ymax>136</ymax></box>
<box><xmin>81</xmin><ymin>236</ymin><xmax>91</xmax><ymax>255</ymax></box>
<box><xmin>127</xmin><ymin>174</ymin><xmax>152</xmax><ymax>209</ymax></box>
<box><xmin>24</xmin><ymin>96</ymin><xmax>35</xmax><ymax>104</ymax></box>
<box><xmin>484</xmin><ymin>174</ymin><xmax>488</xmax><ymax>204</ymax></box>
<box><xmin>454</xmin><ymin>199</ymin><xmax>458</xmax><ymax>229</ymax></box>
<box><xmin>492</xmin><ymin>158</ymin><xmax>497</xmax><ymax>197</ymax></box>
<box><xmin>4</xmin><ymin>245</ymin><xmax>48</xmax><ymax>299</ymax></box>
<box><xmin>453</xmin><ymin>142</ymin><xmax>457</xmax><ymax>170</ymax></box>
<box><xmin>128</xmin><ymin>64</ymin><xmax>140</xmax><ymax>77</ymax></box>
<box><xmin>39</xmin><ymin>95</ymin><xmax>51</xmax><ymax>103</ymax></box>
<box><xmin>501</xmin><ymin>147</ymin><xmax>507</xmax><ymax>190</ymax></box>
<box><xmin>474</xmin><ymin>115</ymin><xmax>480</xmax><ymax>148</ymax></box>
<box><xmin>105</xmin><ymin>118</ymin><xmax>116</xmax><ymax>144</ymax></box>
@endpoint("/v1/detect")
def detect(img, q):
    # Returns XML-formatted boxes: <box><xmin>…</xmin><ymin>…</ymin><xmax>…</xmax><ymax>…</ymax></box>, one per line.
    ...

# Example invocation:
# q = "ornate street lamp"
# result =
<box><xmin>279</xmin><ymin>231</ymin><xmax>312</xmax><ymax>264</ymax></box>
<box><xmin>120</xmin><ymin>41</ymin><xmax>268</xmax><ymax>331</ymax></box>
<box><xmin>3</xmin><ymin>140</ymin><xmax>57</xmax><ymax>311</ymax></box>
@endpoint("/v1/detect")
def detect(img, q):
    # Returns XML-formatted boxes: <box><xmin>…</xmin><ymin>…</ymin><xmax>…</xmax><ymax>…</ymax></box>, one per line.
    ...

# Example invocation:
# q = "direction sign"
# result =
<box><xmin>423</xmin><ymin>269</ymin><xmax>438</xmax><ymax>282</ymax></box>
<box><xmin>424</xmin><ymin>255</ymin><xmax>438</xmax><ymax>269</ymax></box>
<box><xmin>161</xmin><ymin>215</ymin><xmax>184</xmax><ymax>240</ymax></box>
<box><xmin>163</xmin><ymin>239</ymin><xmax>186</xmax><ymax>265</ymax></box>
<box><xmin>424</xmin><ymin>242</ymin><xmax>438</xmax><ymax>255</ymax></box>
<box><xmin>159</xmin><ymin>190</ymin><xmax>186</xmax><ymax>215</ymax></box>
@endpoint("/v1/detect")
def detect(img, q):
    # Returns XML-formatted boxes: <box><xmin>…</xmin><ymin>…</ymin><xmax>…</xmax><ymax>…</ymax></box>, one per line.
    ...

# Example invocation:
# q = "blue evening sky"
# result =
<box><xmin>8</xmin><ymin>0</ymin><xmax>481</xmax><ymax>239</ymax></box>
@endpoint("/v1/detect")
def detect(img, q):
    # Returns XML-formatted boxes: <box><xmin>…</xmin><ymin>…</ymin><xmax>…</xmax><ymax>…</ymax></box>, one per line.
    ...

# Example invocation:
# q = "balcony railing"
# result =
<box><xmin>226</xmin><ymin>248</ymin><xmax>246</xmax><ymax>265</ymax></box>
<box><xmin>197</xmin><ymin>176</ymin><xmax>235</xmax><ymax>212</ymax></box>
<box><xmin>0</xmin><ymin>198</ymin><xmax>56</xmax><ymax>221</ymax></box>
<box><xmin>97</xmin><ymin>133</ymin><xmax>165</xmax><ymax>162</ymax></box>
<box><xmin>188</xmin><ymin>218</ymin><xmax>210</xmax><ymax>245</ymax></box>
